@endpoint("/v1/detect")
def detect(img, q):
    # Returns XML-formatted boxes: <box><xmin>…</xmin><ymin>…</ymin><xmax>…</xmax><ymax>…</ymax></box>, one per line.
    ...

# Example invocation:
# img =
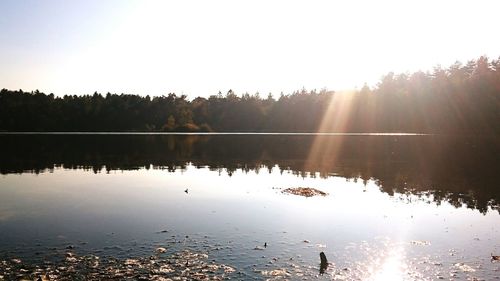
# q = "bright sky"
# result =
<box><xmin>1</xmin><ymin>0</ymin><xmax>499</xmax><ymax>98</ymax></box>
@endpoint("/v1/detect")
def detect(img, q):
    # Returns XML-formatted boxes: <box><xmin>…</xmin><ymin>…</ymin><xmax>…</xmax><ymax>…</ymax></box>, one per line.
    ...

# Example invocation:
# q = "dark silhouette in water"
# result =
<box><xmin>319</xmin><ymin>252</ymin><xmax>328</xmax><ymax>274</ymax></box>
<box><xmin>492</xmin><ymin>254</ymin><xmax>500</xmax><ymax>261</ymax></box>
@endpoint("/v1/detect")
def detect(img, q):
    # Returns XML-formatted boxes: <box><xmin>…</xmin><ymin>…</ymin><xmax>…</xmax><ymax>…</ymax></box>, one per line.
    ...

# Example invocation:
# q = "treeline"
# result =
<box><xmin>1</xmin><ymin>56</ymin><xmax>499</xmax><ymax>133</ymax></box>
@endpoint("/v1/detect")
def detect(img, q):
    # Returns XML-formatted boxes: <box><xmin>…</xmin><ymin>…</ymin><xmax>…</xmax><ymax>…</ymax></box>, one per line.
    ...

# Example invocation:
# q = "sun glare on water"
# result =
<box><xmin>370</xmin><ymin>248</ymin><xmax>409</xmax><ymax>281</ymax></box>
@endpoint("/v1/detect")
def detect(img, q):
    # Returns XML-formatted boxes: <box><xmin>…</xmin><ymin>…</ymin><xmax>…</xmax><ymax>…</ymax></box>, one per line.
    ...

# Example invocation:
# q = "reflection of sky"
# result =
<box><xmin>0</xmin><ymin>166</ymin><xmax>499</xmax><ymax>279</ymax></box>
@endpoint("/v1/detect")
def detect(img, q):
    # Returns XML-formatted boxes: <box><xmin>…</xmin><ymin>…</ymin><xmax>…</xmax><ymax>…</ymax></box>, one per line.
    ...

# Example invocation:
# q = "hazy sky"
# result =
<box><xmin>1</xmin><ymin>0</ymin><xmax>499</xmax><ymax>98</ymax></box>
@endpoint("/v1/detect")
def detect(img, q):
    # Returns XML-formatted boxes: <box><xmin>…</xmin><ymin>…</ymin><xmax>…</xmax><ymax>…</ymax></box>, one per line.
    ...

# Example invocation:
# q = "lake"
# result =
<box><xmin>0</xmin><ymin>134</ymin><xmax>499</xmax><ymax>280</ymax></box>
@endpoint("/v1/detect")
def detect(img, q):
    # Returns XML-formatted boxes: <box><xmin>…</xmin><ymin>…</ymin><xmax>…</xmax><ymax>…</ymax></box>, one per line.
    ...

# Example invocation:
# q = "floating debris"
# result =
<box><xmin>65</xmin><ymin>253</ymin><xmax>78</xmax><ymax>263</ymax></box>
<box><xmin>221</xmin><ymin>265</ymin><xmax>235</xmax><ymax>273</ymax></box>
<box><xmin>156</xmin><ymin>247</ymin><xmax>167</xmax><ymax>253</ymax></box>
<box><xmin>454</xmin><ymin>262</ymin><xmax>476</xmax><ymax>272</ymax></box>
<box><xmin>282</xmin><ymin>187</ymin><xmax>328</xmax><ymax>197</ymax></box>
<box><xmin>492</xmin><ymin>254</ymin><xmax>500</xmax><ymax>261</ymax></box>
<box><xmin>410</xmin><ymin>240</ymin><xmax>431</xmax><ymax>246</ymax></box>
<box><xmin>0</xmin><ymin>249</ymin><xmax>236</xmax><ymax>280</ymax></box>
<box><xmin>261</xmin><ymin>268</ymin><xmax>290</xmax><ymax>277</ymax></box>
<box><xmin>124</xmin><ymin>259</ymin><xmax>141</xmax><ymax>266</ymax></box>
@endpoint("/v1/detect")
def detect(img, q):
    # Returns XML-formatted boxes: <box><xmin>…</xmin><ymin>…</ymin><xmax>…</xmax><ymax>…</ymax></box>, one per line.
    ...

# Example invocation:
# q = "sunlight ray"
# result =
<box><xmin>305</xmin><ymin>91</ymin><xmax>356</xmax><ymax>173</ymax></box>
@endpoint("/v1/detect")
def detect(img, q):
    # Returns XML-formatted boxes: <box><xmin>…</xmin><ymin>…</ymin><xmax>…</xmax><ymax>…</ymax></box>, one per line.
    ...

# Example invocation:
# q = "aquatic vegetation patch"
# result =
<box><xmin>282</xmin><ymin>187</ymin><xmax>328</xmax><ymax>197</ymax></box>
<box><xmin>0</xmin><ymin>250</ymin><xmax>236</xmax><ymax>280</ymax></box>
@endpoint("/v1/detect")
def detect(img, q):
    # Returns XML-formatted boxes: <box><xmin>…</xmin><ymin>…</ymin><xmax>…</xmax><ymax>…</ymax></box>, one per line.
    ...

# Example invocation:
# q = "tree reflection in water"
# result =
<box><xmin>0</xmin><ymin>134</ymin><xmax>498</xmax><ymax>213</ymax></box>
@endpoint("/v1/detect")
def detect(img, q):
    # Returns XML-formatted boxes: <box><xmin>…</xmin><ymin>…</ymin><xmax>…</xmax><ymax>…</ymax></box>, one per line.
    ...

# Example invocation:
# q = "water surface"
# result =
<box><xmin>0</xmin><ymin>134</ymin><xmax>499</xmax><ymax>280</ymax></box>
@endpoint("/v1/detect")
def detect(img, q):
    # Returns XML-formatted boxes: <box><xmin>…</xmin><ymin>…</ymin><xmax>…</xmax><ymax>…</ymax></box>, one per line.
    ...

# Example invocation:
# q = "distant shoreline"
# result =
<box><xmin>0</xmin><ymin>131</ymin><xmax>429</xmax><ymax>136</ymax></box>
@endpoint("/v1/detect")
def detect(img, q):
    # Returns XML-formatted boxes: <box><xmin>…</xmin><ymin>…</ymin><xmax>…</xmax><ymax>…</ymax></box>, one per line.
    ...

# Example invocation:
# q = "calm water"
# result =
<box><xmin>0</xmin><ymin>134</ymin><xmax>499</xmax><ymax>280</ymax></box>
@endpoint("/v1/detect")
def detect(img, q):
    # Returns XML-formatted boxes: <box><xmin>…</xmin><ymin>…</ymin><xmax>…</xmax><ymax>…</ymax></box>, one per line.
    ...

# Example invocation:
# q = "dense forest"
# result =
<box><xmin>1</xmin><ymin>56</ymin><xmax>499</xmax><ymax>134</ymax></box>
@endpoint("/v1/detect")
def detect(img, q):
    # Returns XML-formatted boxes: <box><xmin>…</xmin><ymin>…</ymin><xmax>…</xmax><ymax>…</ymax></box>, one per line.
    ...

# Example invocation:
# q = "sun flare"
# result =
<box><xmin>371</xmin><ymin>248</ymin><xmax>408</xmax><ymax>281</ymax></box>
<box><xmin>305</xmin><ymin>91</ymin><xmax>356</xmax><ymax>172</ymax></box>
